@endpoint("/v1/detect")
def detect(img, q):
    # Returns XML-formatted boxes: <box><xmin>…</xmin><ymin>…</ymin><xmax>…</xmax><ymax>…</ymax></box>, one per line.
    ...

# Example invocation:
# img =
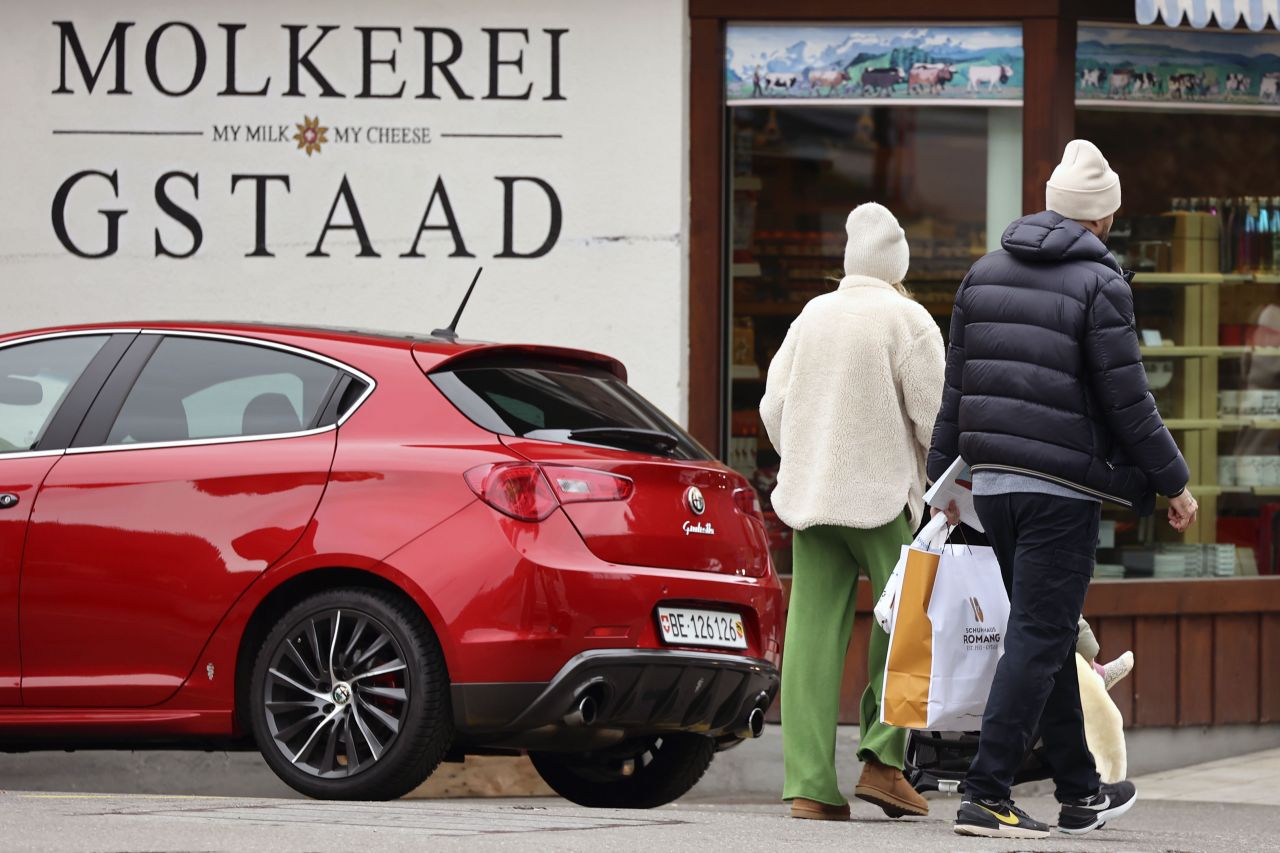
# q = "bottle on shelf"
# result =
<box><xmin>1237</xmin><ymin>197</ymin><xmax>1257</xmax><ymax>274</ymax></box>
<box><xmin>1271</xmin><ymin>196</ymin><xmax>1280</xmax><ymax>275</ymax></box>
<box><xmin>1223</xmin><ymin>197</ymin><xmax>1238</xmax><ymax>273</ymax></box>
<box><xmin>1261</xmin><ymin>201</ymin><xmax>1275</xmax><ymax>274</ymax></box>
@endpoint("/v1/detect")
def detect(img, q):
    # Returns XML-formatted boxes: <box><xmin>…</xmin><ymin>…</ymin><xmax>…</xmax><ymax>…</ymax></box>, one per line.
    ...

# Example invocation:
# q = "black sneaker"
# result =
<box><xmin>1058</xmin><ymin>781</ymin><xmax>1137</xmax><ymax>835</ymax></box>
<box><xmin>954</xmin><ymin>797</ymin><xmax>1050</xmax><ymax>839</ymax></box>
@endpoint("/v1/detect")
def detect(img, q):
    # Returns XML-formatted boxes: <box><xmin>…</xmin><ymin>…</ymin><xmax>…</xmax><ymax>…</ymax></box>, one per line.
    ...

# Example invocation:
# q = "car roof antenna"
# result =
<box><xmin>432</xmin><ymin>267</ymin><xmax>483</xmax><ymax>342</ymax></box>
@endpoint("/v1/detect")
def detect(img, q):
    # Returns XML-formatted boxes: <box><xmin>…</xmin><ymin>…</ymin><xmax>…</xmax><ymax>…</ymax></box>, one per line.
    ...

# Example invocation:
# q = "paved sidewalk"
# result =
<box><xmin>3</xmin><ymin>790</ymin><xmax>1279</xmax><ymax>852</ymax></box>
<box><xmin>1133</xmin><ymin>746</ymin><xmax>1280</xmax><ymax>806</ymax></box>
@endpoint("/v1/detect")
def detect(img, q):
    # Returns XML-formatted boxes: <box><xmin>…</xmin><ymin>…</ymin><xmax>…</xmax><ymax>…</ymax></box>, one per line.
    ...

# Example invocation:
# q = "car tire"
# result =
<box><xmin>249</xmin><ymin>587</ymin><xmax>452</xmax><ymax>800</ymax></box>
<box><xmin>530</xmin><ymin>734</ymin><xmax>716</xmax><ymax>808</ymax></box>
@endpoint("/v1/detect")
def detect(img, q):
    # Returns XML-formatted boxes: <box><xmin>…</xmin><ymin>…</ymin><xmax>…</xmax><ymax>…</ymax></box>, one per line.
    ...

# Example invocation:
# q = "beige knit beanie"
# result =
<box><xmin>843</xmin><ymin>202</ymin><xmax>910</xmax><ymax>284</ymax></box>
<box><xmin>1046</xmin><ymin>139</ymin><xmax>1121</xmax><ymax>221</ymax></box>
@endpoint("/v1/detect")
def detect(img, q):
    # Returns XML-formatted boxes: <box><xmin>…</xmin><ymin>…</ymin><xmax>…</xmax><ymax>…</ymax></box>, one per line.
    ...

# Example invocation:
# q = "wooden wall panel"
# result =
<box><xmin>1213</xmin><ymin>615</ymin><xmax>1260</xmax><ymax>725</ymax></box>
<box><xmin>775</xmin><ymin>578</ymin><xmax>1280</xmax><ymax>729</ymax></box>
<box><xmin>1096</xmin><ymin>618</ymin><xmax>1134</xmax><ymax>725</ymax></box>
<box><xmin>686</xmin><ymin>17</ymin><xmax>725</xmax><ymax>455</ymax></box>
<box><xmin>1177</xmin><ymin>615</ymin><xmax>1214</xmax><ymax>725</ymax></box>
<box><xmin>1133</xmin><ymin>616</ymin><xmax>1178</xmax><ymax>727</ymax></box>
<box><xmin>1261</xmin><ymin>613</ymin><xmax>1280</xmax><ymax>724</ymax></box>
<box><xmin>1020</xmin><ymin>16</ymin><xmax>1078</xmax><ymax>214</ymax></box>
<box><xmin>690</xmin><ymin>0</ymin><xmax>1062</xmax><ymax>17</ymax></box>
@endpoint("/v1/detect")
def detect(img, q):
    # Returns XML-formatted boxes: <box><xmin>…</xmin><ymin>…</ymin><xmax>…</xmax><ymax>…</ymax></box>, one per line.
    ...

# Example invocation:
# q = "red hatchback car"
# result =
<box><xmin>0</xmin><ymin>322</ymin><xmax>782</xmax><ymax>805</ymax></box>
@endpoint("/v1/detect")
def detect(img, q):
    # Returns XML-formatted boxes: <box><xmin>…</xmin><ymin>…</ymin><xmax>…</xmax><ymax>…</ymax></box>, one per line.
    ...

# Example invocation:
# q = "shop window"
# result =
<box><xmin>1076</xmin><ymin>24</ymin><xmax>1280</xmax><ymax>580</ymax></box>
<box><xmin>723</xmin><ymin>24</ymin><xmax>1023</xmax><ymax>574</ymax></box>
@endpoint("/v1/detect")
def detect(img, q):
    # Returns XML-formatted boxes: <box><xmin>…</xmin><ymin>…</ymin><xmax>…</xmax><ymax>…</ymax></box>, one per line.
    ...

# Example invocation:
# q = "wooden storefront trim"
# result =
<box><xmin>689</xmin><ymin>0</ymin><xmax>1065</xmax><ymax>19</ymax></box>
<box><xmin>688</xmin><ymin>17</ymin><xmax>725</xmax><ymax>456</ymax></box>
<box><xmin>779</xmin><ymin>576</ymin><xmax>1280</xmax><ymax>726</ymax></box>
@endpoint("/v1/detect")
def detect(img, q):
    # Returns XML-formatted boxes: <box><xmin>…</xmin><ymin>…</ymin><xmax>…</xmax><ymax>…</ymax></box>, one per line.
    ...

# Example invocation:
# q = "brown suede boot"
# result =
<box><xmin>789</xmin><ymin>798</ymin><xmax>851</xmax><ymax>821</ymax></box>
<box><xmin>854</xmin><ymin>760</ymin><xmax>929</xmax><ymax>818</ymax></box>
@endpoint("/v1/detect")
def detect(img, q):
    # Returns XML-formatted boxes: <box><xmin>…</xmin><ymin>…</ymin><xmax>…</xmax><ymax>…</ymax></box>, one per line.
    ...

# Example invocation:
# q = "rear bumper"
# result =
<box><xmin>451</xmin><ymin>648</ymin><xmax>779</xmax><ymax>746</ymax></box>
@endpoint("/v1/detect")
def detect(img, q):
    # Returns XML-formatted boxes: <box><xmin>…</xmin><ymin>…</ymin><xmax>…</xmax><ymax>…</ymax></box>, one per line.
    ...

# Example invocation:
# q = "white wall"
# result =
<box><xmin>0</xmin><ymin>0</ymin><xmax>691</xmax><ymax>421</ymax></box>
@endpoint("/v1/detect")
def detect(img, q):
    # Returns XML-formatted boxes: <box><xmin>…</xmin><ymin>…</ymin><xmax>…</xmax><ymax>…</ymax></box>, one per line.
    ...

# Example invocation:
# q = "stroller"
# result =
<box><xmin>904</xmin><ymin>729</ymin><xmax>1052</xmax><ymax>795</ymax></box>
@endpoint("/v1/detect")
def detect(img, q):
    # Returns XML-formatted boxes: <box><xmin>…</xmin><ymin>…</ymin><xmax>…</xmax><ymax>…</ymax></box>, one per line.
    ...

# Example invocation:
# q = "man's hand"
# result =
<box><xmin>1168</xmin><ymin>489</ymin><xmax>1199</xmax><ymax>533</ymax></box>
<box><xmin>930</xmin><ymin>499</ymin><xmax>961</xmax><ymax>527</ymax></box>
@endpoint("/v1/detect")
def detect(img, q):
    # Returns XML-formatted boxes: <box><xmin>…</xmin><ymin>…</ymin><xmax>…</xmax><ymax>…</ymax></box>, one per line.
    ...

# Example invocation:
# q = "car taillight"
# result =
<box><xmin>733</xmin><ymin>486</ymin><xmax>765</xmax><ymax>523</ymax></box>
<box><xmin>544</xmin><ymin>466</ymin><xmax>634</xmax><ymax>504</ymax></box>
<box><xmin>464</xmin><ymin>463</ymin><xmax>559</xmax><ymax>522</ymax></box>
<box><xmin>465</xmin><ymin>463</ymin><xmax>633</xmax><ymax>521</ymax></box>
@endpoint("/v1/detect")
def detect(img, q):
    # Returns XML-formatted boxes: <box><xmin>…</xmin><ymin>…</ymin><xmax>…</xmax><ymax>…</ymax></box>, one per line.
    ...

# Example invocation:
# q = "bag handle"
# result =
<box><xmin>912</xmin><ymin>513</ymin><xmax>951</xmax><ymax>551</ymax></box>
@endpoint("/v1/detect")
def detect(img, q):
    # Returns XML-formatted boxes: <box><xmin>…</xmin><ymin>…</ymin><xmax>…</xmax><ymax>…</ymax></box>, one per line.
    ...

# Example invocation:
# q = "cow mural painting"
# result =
<box><xmin>725</xmin><ymin>25</ymin><xmax>1023</xmax><ymax>105</ymax></box>
<box><xmin>1077</xmin><ymin>25</ymin><xmax>1280</xmax><ymax>109</ymax></box>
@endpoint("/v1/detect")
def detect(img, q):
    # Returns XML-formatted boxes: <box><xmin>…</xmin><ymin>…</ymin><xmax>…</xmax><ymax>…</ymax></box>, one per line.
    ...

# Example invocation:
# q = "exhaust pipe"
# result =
<box><xmin>563</xmin><ymin>694</ymin><xmax>598</xmax><ymax>727</ymax></box>
<box><xmin>747</xmin><ymin>705</ymin><xmax>766</xmax><ymax>738</ymax></box>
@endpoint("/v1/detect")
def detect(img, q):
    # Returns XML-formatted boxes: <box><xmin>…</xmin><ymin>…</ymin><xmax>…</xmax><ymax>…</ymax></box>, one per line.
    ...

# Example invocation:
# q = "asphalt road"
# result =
<box><xmin>2</xmin><ymin>790</ymin><xmax>1278</xmax><ymax>853</ymax></box>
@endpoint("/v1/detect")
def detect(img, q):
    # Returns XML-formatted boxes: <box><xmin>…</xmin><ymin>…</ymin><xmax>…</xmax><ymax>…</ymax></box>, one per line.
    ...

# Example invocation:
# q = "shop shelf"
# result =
<box><xmin>732</xmin><ymin>262</ymin><xmax>762</xmax><ymax>278</ymax></box>
<box><xmin>1219</xmin><ymin>418</ymin><xmax>1280</xmax><ymax>430</ymax></box>
<box><xmin>1140</xmin><ymin>345</ymin><xmax>1280</xmax><ymax>357</ymax></box>
<box><xmin>1164</xmin><ymin>418</ymin><xmax>1227</xmax><ymax>430</ymax></box>
<box><xmin>734</xmin><ymin>302</ymin><xmax>804</xmax><ymax>316</ymax></box>
<box><xmin>1132</xmin><ymin>273</ymin><xmax>1228</xmax><ymax>286</ymax></box>
<box><xmin>1140</xmin><ymin>345</ymin><xmax>1237</xmax><ymax>357</ymax></box>
<box><xmin>1162</xmin><ymin>418</ymin><xmax>1280</xmax><ymax>431</ymax></box>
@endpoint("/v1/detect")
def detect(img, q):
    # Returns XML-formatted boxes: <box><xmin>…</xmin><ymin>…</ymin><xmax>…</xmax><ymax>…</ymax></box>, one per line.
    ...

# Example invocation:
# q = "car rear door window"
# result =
<box><xmin>433</xmin><ymin>362</ymin><xmax>711</xmax><ymax>461</ymax></box>
<box><xmin>0</xmin><ymin>335</ymin><xmax>108</xmax><ymax>453</ymax></box>
<box><xmin>105</xmin><ymin>337</ymin><xmax>340</xmax><ymax>446</ymax></box>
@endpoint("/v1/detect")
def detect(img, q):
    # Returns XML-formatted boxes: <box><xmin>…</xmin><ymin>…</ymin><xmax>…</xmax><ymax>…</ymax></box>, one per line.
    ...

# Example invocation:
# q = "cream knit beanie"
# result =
<box><xmin>1046</xmin><ymin>139</ymin><xmax>1121</xmax><ymax>221</ymax></box>
<box><xmin>843</xmin><ymin>202</ymin><xmax>910</xmax><ymax>284</ymax></box>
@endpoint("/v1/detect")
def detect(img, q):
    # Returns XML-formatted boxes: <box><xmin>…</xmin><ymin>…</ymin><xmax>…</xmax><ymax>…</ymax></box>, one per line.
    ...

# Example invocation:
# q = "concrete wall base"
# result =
<box><xmin>3</xmin><ymin>724</ymin><xmax>1278</xmax><ymax>800</ymax></box>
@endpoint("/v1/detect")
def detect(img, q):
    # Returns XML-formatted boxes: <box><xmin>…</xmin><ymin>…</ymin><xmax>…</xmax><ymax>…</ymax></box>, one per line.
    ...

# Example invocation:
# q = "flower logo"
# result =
<box><xmin>293</xmin><ymin>115</ymin><xmax>327</xmax><ymax>156</ymax></box>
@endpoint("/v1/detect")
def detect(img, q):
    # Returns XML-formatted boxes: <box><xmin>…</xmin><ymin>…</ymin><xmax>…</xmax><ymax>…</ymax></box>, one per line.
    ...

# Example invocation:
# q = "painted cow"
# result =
<box><xmin>860</xmin><ymin>66</ymin><xmax>906</xmax><ymax>96</ymax></box>
<box><xmin>1227</xmin><ymin>73</ymin><xmax>1251</xmax><ymax>95</ymax></box>
<box><xmin>763</xmin><ymin>72</ymin><xmax>800</xmax><ymax>92</ymax></box>
<box><xmin>967</xmin><ymin>64</ymin><xmax>1014</xmax><ymax>92</ymax></box>
<box><xmin>1169</xmin><ymin>73</ymin><xmax>1203</xmax><ymax>98</ymax></box>
<box><xmin>1130</xmin><ymin>71</ymin><xmax>1158</xmax><ymax>94</ymax></box>
<box><xmin>1079</xmin><ymin>67</ymin><xmax>1106</xmax><ymax>90</ymax></box>
<box><xmin>909</xmin><ymin>63</ymin><xmax>955</xmax><ymax>95</ymax></box>
<box><xmin>1108</xmin><ymin>70</ymin><xmax>1133</xmax><ymax>97</ymax></box>
<box><xmin>1260</xmin><ymin>73</ymin><xmax>1280</xmax><ymax>102</ymax></box>
<box><xmin>808</xmin><ymin>68</ymin><xmax>847</xmax><ymax>95</ymax></box>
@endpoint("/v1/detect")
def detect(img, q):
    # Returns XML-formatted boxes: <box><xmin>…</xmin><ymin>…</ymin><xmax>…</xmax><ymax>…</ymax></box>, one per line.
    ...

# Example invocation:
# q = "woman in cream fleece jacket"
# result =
<box><xmin>761</xmin><ymin>202</ymin><xmax>945</xmax><ymax>822</ymax></box>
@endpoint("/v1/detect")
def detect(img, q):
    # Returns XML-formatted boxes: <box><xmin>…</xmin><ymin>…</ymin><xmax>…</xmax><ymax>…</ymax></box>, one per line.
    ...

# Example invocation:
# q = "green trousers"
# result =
<box><xmin>781</xmin><ymin>514</ymin><xmax>911</xmax><ymax>806</ymax></box>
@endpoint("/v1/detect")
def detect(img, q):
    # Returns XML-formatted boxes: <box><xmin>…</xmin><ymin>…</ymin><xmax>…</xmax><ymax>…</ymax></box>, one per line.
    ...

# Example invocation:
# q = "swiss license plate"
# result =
<box><xmin>656</xmin><ymin>607</ymin><xmax>747</xmax><ymax>650</ymax></box>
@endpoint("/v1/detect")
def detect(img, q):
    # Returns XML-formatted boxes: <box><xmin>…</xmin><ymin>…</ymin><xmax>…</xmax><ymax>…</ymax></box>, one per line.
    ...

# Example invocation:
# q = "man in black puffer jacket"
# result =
<box><xmin>928</xmin><ymin>140</ymin><xmax>1198</xmax><ymax>840</ymax></box>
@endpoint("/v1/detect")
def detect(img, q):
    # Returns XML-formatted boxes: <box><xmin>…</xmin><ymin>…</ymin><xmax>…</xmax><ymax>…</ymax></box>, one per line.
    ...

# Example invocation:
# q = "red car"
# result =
<box><xmin>0</xmin><ymin>322</ymin><xmax>782</xmax><ymax>805</ymax></box>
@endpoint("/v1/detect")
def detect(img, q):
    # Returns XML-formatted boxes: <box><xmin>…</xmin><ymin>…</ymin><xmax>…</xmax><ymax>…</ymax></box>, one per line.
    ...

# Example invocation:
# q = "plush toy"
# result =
<box><xmin>1076</xmin><ymin>653</ymin><xmax>1127</xmax><ymax>783</ymax></box>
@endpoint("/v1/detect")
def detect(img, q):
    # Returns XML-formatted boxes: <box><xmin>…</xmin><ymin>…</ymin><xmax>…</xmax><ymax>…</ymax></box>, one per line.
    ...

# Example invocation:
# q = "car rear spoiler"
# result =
<box><xmin>413</xmin><ymin>343</ymin><xmax>628</xmax><ymax>382</ymax></box>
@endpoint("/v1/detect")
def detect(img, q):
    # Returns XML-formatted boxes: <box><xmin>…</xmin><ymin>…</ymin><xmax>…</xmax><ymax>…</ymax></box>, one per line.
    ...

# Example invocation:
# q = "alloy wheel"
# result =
<box><xmin>262</xmin><ymin>608</ymin><xmax>411</xmax><ymax>778</ymax></box>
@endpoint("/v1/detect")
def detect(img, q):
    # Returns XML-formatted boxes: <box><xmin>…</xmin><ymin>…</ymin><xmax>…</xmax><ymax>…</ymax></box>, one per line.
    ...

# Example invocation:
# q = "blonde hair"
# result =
<box><xmin>827</xmin><ymin>273</ymin><xmax>913</xmax><ymax>300</ymax></box>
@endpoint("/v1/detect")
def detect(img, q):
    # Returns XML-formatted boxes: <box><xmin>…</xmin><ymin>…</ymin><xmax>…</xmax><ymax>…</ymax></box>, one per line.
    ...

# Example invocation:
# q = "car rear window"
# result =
<box><xmin>431</xmin><ymin>362</ymin><xmax>710</xmax><ymax>461</ymax></box>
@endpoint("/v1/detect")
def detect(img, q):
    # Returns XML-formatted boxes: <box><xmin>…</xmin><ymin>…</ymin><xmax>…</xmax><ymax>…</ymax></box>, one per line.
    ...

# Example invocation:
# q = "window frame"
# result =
<box><xmin>58</xmin><ymin>330</ymin><xmax>376</xmax><ymax>456</ymax></box>
<box><xmin>0</xmin><ymin>329</ymin><xmax>137</xmax><ymax>459</ymax></box>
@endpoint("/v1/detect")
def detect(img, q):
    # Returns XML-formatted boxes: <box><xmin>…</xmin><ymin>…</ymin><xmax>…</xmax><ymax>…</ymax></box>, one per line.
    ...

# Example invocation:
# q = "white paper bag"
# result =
<box><xmin>881</xmin><ymin>542</ymin><xmax>1009</xmax><ymax>731</ymax></box>
<box><xmin>921</xmin><ymin>544</ymin><xmax>1009</xmax><ymax>730</ymax></box>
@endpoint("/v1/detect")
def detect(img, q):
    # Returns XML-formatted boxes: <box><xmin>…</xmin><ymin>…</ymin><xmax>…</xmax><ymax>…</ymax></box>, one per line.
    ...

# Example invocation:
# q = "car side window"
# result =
<box><xmin>0</xmin><ymin>335</ymin><xmax>108</xmax><ymax>453</ymax></box>
<box><xmin>105</xmin><ymin>337</ymin><xmax>340</xmax><ymax>446</ymax></box>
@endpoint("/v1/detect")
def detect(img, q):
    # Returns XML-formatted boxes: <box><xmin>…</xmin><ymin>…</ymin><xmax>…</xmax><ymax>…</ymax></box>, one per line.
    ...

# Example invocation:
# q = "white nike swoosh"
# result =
<box><xmin>1082</xmin><ymin>795</ymin><xmax>1111</xmax><ymax>811</ymax></box>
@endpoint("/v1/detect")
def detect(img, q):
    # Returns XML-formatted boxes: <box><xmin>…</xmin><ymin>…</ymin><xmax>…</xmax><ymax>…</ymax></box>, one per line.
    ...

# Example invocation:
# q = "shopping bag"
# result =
<box><xmin>874</xmin><ymin>513</ymin><xmax>949</xmax><ymax>633</ymax></box>
<box><xmin>881</xmin><ymin>542</ymin><xmax>1009</xmax><ymax>731</ymax></box>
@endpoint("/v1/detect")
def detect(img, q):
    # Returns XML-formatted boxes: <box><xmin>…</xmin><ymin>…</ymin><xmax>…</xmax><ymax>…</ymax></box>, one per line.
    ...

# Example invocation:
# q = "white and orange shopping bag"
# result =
<box><xmin>876</xmin><ymin>516</ymin><xmax>1009</xmax><ymax>731</ymax></box>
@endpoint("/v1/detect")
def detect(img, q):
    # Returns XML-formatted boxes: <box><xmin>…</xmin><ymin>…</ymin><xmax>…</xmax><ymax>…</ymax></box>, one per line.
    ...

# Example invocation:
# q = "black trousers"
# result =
<box><xmin>966</xmin><ymin>492</ymin><xmax>1102</xmax><ymax>803</ymax></box>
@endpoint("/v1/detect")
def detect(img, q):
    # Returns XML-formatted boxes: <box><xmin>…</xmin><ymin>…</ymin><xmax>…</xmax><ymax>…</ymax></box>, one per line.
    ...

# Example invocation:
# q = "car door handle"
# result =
<box><xmin>0</xmin><ymin>494</ymin><xmax>18</xmax><ymax>509</ymax></box>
